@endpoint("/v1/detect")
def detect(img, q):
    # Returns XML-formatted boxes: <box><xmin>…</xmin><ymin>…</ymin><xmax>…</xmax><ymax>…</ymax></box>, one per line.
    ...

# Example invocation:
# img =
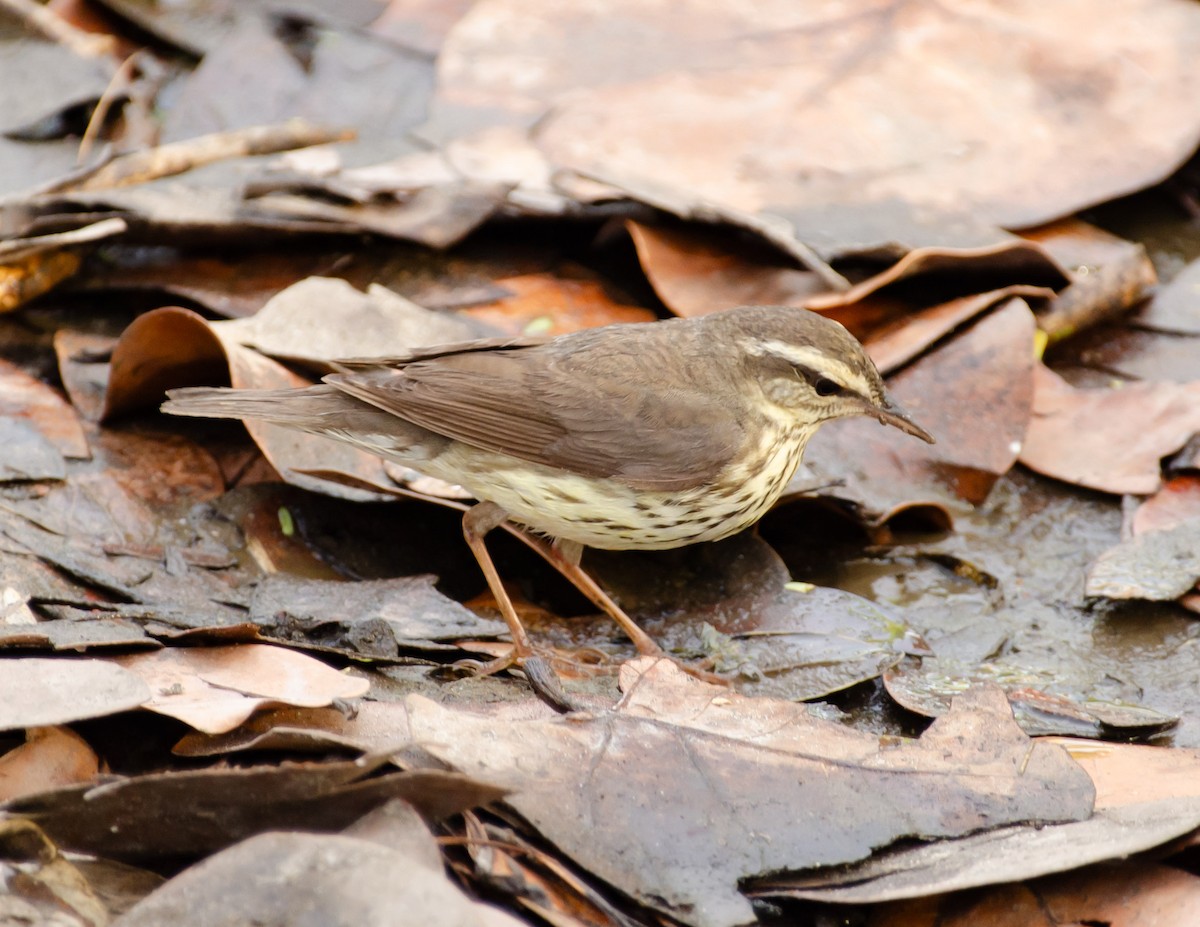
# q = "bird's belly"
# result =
<box><xmin>427</xmin><ymin>430</ymin><xmax>810</xmax><ymax>551</ymax></box>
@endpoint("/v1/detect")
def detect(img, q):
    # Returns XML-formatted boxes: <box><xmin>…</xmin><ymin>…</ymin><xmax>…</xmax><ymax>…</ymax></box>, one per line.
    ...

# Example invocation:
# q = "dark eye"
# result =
<box><xmin>813</xmin><ymin>377</ymin><xmax>843</xmax><ymax>397</ymax></box>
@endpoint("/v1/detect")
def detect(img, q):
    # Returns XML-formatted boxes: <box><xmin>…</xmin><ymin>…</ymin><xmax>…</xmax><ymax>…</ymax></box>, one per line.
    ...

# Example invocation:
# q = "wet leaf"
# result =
<box><xmin>1085</xmin><ymin>521</ymin><xmax>1200</xmax><ymax>602</ymax></box>
<box><xmin>249</xmin><ymin>574</ymin><xmax>507</xmax><ymax>657</ymax></box>
<box><xmin>585</xmin><ymin>534</ymin><xmax>921</xmax><ymax>699</ymax></box>
<box><xmin>883</xmin><ymin>656</ymin><xmax>1178</xmax><ymax>739</ymax></box>
<box><xmin>404</xmin><ymin>660</ymin><xmax>1093</xmax><ymax>927</ymax></box>
<box><xmin>760</xmin><ymin>740</ymin><xmax>1200</xmax><ymax>905</ymax></box>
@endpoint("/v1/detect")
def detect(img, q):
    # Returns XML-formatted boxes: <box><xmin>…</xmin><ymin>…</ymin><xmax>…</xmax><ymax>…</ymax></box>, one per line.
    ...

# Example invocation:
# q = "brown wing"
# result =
<box><xmin>323</xmin><ymin>324</ymin><xmax>748</xmax><ymax>491</ymax></box>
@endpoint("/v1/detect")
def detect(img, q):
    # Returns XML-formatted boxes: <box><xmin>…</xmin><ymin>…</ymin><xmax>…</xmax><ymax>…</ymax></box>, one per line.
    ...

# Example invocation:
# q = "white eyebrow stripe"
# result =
<box><xmin>751</xmin><ymin>339</ymin><xmax>869</xmax><ymax>395</ymax></box>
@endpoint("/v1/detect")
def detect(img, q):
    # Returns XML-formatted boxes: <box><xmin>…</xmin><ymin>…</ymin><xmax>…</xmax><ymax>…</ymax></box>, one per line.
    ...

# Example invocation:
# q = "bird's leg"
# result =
<box><xmin>539</xmin><ymin>538</ymin><xmax>730</xmax><ymax>686</ymax></box>
<box><xmin>460</xmin><ymin>501</ymin><xmax>574</xmax><ymax>712</ymax></box>
<box><xmin>544</xmin><ymin>539</ymin><xmax>664</xmax><ymax>657</ymax></box>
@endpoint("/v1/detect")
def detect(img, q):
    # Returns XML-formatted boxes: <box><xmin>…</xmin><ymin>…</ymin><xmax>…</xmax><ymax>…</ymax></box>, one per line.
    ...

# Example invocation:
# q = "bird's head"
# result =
<box><xmin>717</xmin><ymin>306</ymin><xmax>935</xmax><ymax>443</ymax></box>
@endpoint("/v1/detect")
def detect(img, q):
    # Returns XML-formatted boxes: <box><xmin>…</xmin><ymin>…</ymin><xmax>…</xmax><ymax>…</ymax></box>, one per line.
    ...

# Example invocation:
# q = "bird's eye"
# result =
<box><xmin>813</xmin><ymin>377</ymin><xmax>843</xmax><ymax>397</ymax></box>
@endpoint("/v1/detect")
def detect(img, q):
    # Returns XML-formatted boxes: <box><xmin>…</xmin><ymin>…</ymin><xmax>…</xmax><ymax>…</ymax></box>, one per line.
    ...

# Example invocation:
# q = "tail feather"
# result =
<box><xmin>162</xmin><ymin>385</ymin><xmax>353</xmax><ymax>426</ymax></box>
<box><xmin>162</xmin><ymin>385</ymin><xmax>437</xmax><ymax>463</ymax></box>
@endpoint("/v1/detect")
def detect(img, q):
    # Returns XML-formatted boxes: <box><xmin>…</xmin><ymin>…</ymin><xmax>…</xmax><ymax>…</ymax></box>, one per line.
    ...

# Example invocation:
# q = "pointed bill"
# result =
<box><xmin>873</xmin><ymin>397</ymin><xmax>935</xmax><ymax>444</ymax></box>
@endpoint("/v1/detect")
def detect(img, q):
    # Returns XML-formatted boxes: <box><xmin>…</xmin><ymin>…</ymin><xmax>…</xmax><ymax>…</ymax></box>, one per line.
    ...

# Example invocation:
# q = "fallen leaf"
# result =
<box><xmin>1020</xmin><ymin>365</ymin><xmax>1200</xmax><ymax>495</ymax></box>
<box><xmin>110</xmin><ymin>644</ymin><xmax>371</xmax><ymax>734</ymax></box>
<box><xmin>0</xmin><ymin>658</ymin><xmax>150</xmax><ymax>730</ymax></box>
<box><xmin>1140</xmin><ymin>254</ymin><xmax>1200</xmax><ymax>334</ymax></box>
<box><xmin>2</xmin><ymin>761</ymin><xmax>505</xmax><ymax>862</ymax></box>
<box><xmin>0</xmin><ymin>358</ymin><xmax>89</xmax><ymax>459</ymax></box>
<box><xmin>0</xmin><ymin>727</ymin><xmax>100</xmax><ymax>802</ymax></box>
<box><xmin>402</xmin><ymin>659</ymin><xmax>1093</xmax><ymax>927</ymax></box>
<box><xmin>627</xmin><ymin>220</ymin><xmax>824</xmax><ymax>317</ymax></box>
<box><xmin>434</xmin><ymin>0</ymin><xmax>1200</xmax><ymax>227</ymax></box>
<box><xmin>116</xmin><ymin>829</ymin><xmax>526</xmax><ymax>927</ymax></box>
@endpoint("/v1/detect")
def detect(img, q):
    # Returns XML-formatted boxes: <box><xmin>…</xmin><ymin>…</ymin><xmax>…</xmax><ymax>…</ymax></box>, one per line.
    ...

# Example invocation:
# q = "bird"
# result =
<box><xmin>162</xmin><ymin>305</ymin><xmax>933</xmax><ymax>707</ymax></box>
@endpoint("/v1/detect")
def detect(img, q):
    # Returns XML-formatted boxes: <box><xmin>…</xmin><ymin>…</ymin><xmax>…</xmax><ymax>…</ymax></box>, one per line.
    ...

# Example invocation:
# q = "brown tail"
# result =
<box><xmin>162</xmin><ymin>385</ymin><xmax>355</xmax><ymax>426</ymax></box>
<box><xmin>162</xmin><ymin>385</ymin><xmax>435</xmax><ymax>464</ymax></box>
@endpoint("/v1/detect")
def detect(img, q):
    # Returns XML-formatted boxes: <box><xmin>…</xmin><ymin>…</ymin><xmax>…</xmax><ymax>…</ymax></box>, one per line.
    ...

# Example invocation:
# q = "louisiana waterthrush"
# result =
<box><xmin>163</xmin><ymin>305</ymin><xmax>933</xmax><ymax>704</ymax></box>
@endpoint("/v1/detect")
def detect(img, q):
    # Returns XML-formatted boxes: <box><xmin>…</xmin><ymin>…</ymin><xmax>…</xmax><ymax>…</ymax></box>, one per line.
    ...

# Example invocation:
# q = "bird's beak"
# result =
<box><xmin>872</xmin><ymin>397</ymin><xmax>935</xmax><ymax>444</ymax></box>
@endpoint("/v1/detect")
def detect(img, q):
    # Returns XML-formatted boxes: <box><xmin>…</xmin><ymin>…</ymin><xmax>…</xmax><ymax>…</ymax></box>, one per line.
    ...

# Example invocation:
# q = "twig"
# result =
<box><xmin>0</xmin><ymin>0</ymin><xmax>117</xmax><ymax>60</ymax></box>
<box><xmin>58</xmin><ymin>120</ymin><xmax>357</xmax><ymax>193</ymax></box>
<box><xmin>78</xmin><ymin>50</ymin><xmax>144</xmax><ymax>164</ymax></box>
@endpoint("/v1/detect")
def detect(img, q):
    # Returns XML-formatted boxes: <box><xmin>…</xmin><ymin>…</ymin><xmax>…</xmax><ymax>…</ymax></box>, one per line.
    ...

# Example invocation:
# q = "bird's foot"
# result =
<box><xmin>442</xmin><ymin>647</ymin><xmax>579</xmax><ymax>713</ymax></box>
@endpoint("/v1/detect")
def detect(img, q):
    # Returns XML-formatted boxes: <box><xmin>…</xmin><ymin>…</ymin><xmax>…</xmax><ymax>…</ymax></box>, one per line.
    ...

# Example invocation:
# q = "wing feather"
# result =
<box><xmin>324</xmin><ymin>322</ymin><xmax>747</xmax><ymax>491</ymax></box>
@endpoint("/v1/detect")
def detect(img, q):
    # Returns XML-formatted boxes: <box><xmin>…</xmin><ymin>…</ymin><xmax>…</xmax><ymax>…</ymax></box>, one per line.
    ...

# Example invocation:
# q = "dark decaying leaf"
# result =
<box><xmin>2</xmin><ymin>761</ymin><xmax>505</xmax><ymax>863</ymax></box>
<box><xmin>249</xmin><ymin>574</ymin><xmax>507</xmax><ymax>657</ymax></box>
<box><xmin>584</xmin><ymin>534</ymin><xmax>921</xmax><ymax>700</ymax></box>
<box><xmin>402</xmin><ymin>659</ymin><xmax>1094</xmax><ymax>927</ymax></box>
<box><xmin>115</xmin><ymin>827</ymin><xmax>527</xmax><ymax>927</ymax></box>
<box><xmin>883</xmin><ymin>656</ymin><xmax>1178</xmax><ymax>739</ymax></box>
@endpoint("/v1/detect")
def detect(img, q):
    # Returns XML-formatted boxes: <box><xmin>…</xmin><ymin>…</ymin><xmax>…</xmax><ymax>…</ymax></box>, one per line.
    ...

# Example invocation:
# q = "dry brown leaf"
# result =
<box><xmin>868</xmin><ymin>863</ymin><xmax>1200</xmax><ymax>927</ymax></box>
<box><xmin>1020</xmin><ymin>366</ymin><xmax>1200</xmax><ymax>495</ymax></box>
<box><xmin>215</xmin><ymin>277</ymin><xmax>492</xmax><ymax>364</ymax></box>
<box><xmin>102</xmin><ymin>305</ymin><xmax>396</xmax><ymax>501</ymax></box>
<box><xmin>110</xmin><ymin>645</ymin><xmax>371</xmax><ymax>734</ymax></box>
<box><xmin>1132</xmin><ymin>475</ymin><xmax>1200</xmax><ymax>536</ymax></box>
<box><xmin>804</xmin><ymin>240</ymin><xmax>1067</xmax><ymax>312</ymax></box>
<box><xmin>0</xmin><ymin>727</ymin><xmax>99</xmax><ymax>802</ymax></box>
<box><xmin>627</xmin><ymin>220</ymin><xmax>824</xmax><ymax>317</ymax></box>
<box><xmin>458</xmin><ymin>270</ymin><xmax>656</xmax><ymax>334</ymax></box>
<box><xmin>0</xmin><ymin>658</ymin><xmax>150</xmax><ymax>730</ymax></box>
<box><xmin>865</xmin><ymin>286</ymin><xmax>1055</xmax><ymax>375</ymax></box>
<box><xmin>1022</xmin><ymin>218</ymin><xmax>1158</xmax><ymax>343</ymax></box>
<box><xmin>435</xmin><ymin>0</ymin><xmax>1200</xmax><ymax>227</ymax></box>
